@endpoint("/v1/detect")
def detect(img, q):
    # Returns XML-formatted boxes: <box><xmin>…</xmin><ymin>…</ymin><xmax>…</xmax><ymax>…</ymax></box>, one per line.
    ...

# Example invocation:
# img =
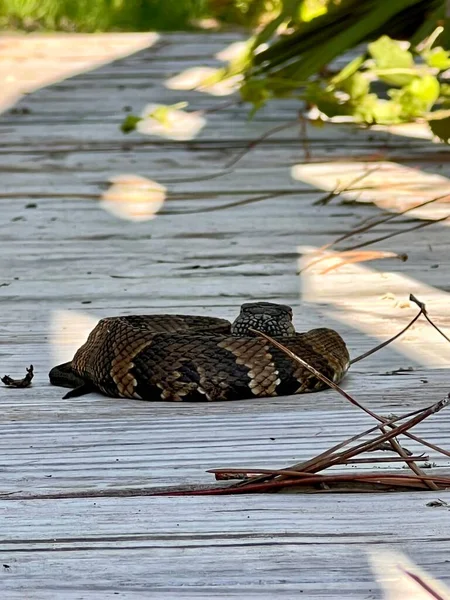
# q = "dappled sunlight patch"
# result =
<box><xmin>292</xmin><ymin>161</ymin><xmax>450</xmax><ymax>221</ymax></box>
<box><xmin>374</xmin><ymin>122</ymin><xmax>435</xmax><ymax>140</ymax></box>
<box><xmin>215</xmin><ymin>41</ymin><xmax>249</xmax><ymax>62</ymax></box>
<box><xmin>302</xmin><ymin>249</ymin><xmax>406</xmax><ymax>275</ymax></box>
<box><xmin>50</xmin><ymin>310</ymin><xmax>99</xmax><ymax>366</ymax></box>
<box><xmin>0</xmin><ymin>33</ymin><xmax>159</xmax><ymax>114</ymax></box>
<box><xmin>100</xmin><ymin>174</ymin><xmax>166</xmax><ymax>222</ymax></box>
<box><xmin>165</xmin><ymin>66</ymin><xmax>241</xmax><ymax>96</ymax></box>
<box><xmin>137</xmin><ymin>103</ymin><xmax>206</xmax><ymax>140</ymax></box>
<box><xmin>164</xmin><ymin>39</ymin><xmax>258</xmax><ymax>97</ymax></box>
<box><xmin>298</xmin><ymin>245</ymin><xmax>450</xmax><ymax>368</ymax></box>
<box><xmin>368</xmin><ymin>549</ymin><xmax>450</xmax><ymax>599</ymax></box>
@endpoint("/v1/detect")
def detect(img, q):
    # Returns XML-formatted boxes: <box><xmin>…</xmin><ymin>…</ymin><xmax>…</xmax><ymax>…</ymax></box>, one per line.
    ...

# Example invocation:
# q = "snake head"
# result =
<box><xmin>231</xmin><ymin>302</ymin><xmax>295</xmax><ymax>337</ymax></box>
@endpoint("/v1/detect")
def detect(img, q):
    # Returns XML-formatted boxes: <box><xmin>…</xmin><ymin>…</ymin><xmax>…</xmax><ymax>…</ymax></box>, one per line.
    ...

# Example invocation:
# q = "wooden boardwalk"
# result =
<box><xmin>1</xmin><ymin>32</ymin><xmax>450</xmax><ymax>598</ymax></box>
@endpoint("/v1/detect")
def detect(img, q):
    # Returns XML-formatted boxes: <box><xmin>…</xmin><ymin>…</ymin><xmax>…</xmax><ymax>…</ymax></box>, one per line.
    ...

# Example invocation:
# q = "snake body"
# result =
<box><xmin>49</xmin><ymin>302</ymin><xmax>350</xmax><ymax>401</ymax></box>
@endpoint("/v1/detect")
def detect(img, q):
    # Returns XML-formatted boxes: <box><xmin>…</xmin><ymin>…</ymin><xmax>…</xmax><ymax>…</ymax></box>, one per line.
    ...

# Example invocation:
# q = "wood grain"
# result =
<box><xmin>0</xmin><ymin>31</ymin><xmax>450</xmax><ymax>599</ymax></box>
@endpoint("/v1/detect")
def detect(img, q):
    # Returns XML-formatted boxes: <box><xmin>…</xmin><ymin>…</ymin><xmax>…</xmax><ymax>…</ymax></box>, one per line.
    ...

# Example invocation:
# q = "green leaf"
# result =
<box><xmin>197</xmin><ymin>67</ymin><xmax>228</xmax><ymax>87</ymax></box>
<box><xmin>368</xmin><ymin>35</ymin><xmax>415</xmax><ymax>86</ymax></box>
<box><xmin>305</xmin><ymin>83</ymin><xmax>352</xmax><ymax>118</ymax></box>
<box><xmin>424</xmin><ymin>47</ymin><xmax>450</xmax><ymax>71</ymax></box>
<box><xmin>428</xmin><ymin>115</ymin><xmax>450</xmax><ymax>143</ymax></box>
<box><xmin>147</xmin><ymin>102</ymin><xmax>188</xmax><ymax>126</ymax></box>
<box><xmin>251</xmin><ymin>0</ymin><xmax>301</xmax><ymax>50</ymax></box>
<box><xmin>252</xmin><ymin>13</ymin><xmax>285</xmax><ymax>49</ymax></box>
<box><xmin>299</xmin><ymin>0</ymin><xmax>329</xmax><ymax>22</ymax></box>
<box><xmin>368</xmin><ymin>99</ymin><xmax>403</xmax><ymax>124</ymax></box>
<box><xmin>120</xmin><ymin>115</ymin><xmax>141</xmax><ymax>134</ymax></box>
<box><xmin>353</xmin><ymin>95</ymin><xmax>402</xmax><ymax>124</ymax></box>
<box><xmin>226</xmin><ymin>41</ymin><xmax>253</xmax><ymax>75</ymax></box>
<box><xmin>426</xmin><ymin>110</ymin><xmax>450</xmax><ymax>143</ymax></box>
<box><xmin>418</xmin><ymin>26</ymin><xmax>444</xmax><ymax>54</ymax></box>
<box><xmin>439</xmin><ymin>83</ymin><xmax>450</xmax><ymax>98</ymax></box>
<box><xmin>239</xmin><ymin>79</ymin><xmax>271</xmax><ymax>113</ymax></box>
<box><xmin>389</xmin><ymin>75</ymin><xmax>440</xmax><ymax>119</ymax></box>
<box><xmin>339</xmin><ymin>72</ymin><xmax>370</xmax><ymax>100</ymax></box>
<box><xmin>330</xmin><ymin>54</ymin><xmax>365</xmax><ymax>87</ymax></box>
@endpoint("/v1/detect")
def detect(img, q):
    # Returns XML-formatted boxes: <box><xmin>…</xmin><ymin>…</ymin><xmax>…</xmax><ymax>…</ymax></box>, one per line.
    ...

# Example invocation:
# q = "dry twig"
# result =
<box><xmin>1</xmin><ymin>365</ymin><xmax>34</xmax><ymax>388</ymax></box>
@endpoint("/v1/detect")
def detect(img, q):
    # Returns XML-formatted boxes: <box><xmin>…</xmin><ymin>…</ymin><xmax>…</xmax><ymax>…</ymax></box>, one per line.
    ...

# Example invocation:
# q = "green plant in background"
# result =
<box><xmin>301</xmin><ymin>30</ymin><xmax>450</xmax><ymax>140</ymax></box>
<box><xmin>228</xmin><ymin>0</ymin><xmax>450</xmax><ymax>140</ymax></box>
<box><xmin>0</xmin><ymin>0</ymin><xmax>208</xmax><ymax>31</ymax></box>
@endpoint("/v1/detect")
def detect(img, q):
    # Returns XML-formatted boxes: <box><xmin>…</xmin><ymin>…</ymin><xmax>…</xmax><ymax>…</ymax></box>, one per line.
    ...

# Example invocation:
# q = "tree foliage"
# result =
<box><xmin>120</xmin><ymin>0</ymin><xmax>450</xmax><ymax>142</ymax></box>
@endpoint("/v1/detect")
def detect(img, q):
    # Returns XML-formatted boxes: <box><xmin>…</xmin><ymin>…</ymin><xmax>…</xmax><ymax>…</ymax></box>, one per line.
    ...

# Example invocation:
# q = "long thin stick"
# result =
<box><xmin>410</xmin><ymin>294</ymin><xmax>450</xmax><ymax>344</ymax></box>
<box><xmin>313</xmin><ymin>167</ymin><xmax>380</xmax><ymax>206</ymax></box>
<box><xmin>384</xmin><ymin>428</ymin><xmax>438</xmax><ymax>491</ymax></box>
<box><xmin>350</xmin><ymin>306</ymin><xmax>424</xmax><ymax>365</ymax></box>
<box><xmin>340</xmin><ymin>215</ymin><xmax>449</xmax><ymax>254</ymax></box>
<box><xmin>157</xmin><ymin>471</ymin><xmax>450</xmax><ymax>497</ymax></box>
<box><xmin>225</xmin><ymin>119</ymin><xmax>299</xmax><ymax>170</ymax></box>
<box><xmin>209</xmin><ymin>456</ymin><xmax>430</xmax><ymax>478</ymax></box>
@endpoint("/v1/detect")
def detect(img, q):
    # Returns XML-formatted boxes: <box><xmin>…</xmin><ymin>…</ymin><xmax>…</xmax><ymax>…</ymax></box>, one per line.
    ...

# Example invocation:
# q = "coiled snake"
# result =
<box><xmin>49</xmin><ymin>302</ymin><xmax>350</xmax><ymax>401</ymax></box>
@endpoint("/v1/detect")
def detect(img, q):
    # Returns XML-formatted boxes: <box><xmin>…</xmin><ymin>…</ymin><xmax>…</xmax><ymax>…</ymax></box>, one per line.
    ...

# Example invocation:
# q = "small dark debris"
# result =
<box><xmin>421</xmin><ymin>379</ymin><xmax>428</xmax><ymax>384</ymax></box>
<box><xmin>339</xmin><ymin>199</ymin><xmax>359</xmax><ymax>206</ymax></box>
<box><xmin>13</xmin><ymin>277</ymin><xmax>19</xmax><ymax>280</ymax></box>
<box><xmin>0</xmin><ymin>282</ymin><xmax>10</xmax><ymax>287</ymax></box>
<box><xmin>10</xmin><ymin>107</ymin><xmax>31</xmax><ymax>115</ymax></box>
<box><xmin>431</xmin><ymin>264</ymin><xmax>439</xmax><ymax>269</ymax></box>
<box><xmin>3</xmin><ymin>565</ymin><xmax>10</xmax><ymax>570</ymax></box>
<box><xmin>426</xmin><ymin>499</ymin><xmax>448</xmax><ymax>507</ymax></box>
<box><xmin>123</xmin><ymin>106</ymin><xmax>132</xmax><ymax>112</ymax></box>
<box><xmin>25</xmin><ymin>203</ymin><xmax>37</xmax><ymax>209</ymax></box>
<box><xmin>50</xmin><ymin>217</ymin><xmax>57</xmax><ymax>222</ymax></box>
<box><xmin>384</xmin><ymin>366</ymin><xmax>415</xmax><ymax>376</ymax></box>
<box><xmin>81</xmin><ymin>300</ymin><xmax>92</xmax><ymax>304</ymax></box>
<box><xmin>11</xmin><ymin>216</ymin><xmax>25</xmax><ymax>222</ymax></box>
<box><xmin>45</xmin><ymin>475</ymin><xmax>52</xmax><ymax>478</ymax></box>
<box><xmin>2</xmin><ymin>365</ymin><xmax>34</xmax><ymax>388</ymax></box>
<box><xmin>270</xmin><ymin>437</ymin><xmax>276</xmax><ymax>441</ymax></box>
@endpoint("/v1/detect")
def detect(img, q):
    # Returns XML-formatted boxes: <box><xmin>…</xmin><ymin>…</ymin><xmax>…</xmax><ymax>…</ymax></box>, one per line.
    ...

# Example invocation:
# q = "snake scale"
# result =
<box><xmin>49</xmin><ymin>302</ymin><xmax>350</xmax><ymax>401</ymax></box>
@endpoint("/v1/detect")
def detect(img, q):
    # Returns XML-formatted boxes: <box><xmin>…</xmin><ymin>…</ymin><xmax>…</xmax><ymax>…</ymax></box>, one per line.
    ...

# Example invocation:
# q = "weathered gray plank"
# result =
<box><xmin>1</xmin><ymin>494</ymin><xmax>450</xmax><ymax>599</ymax></box>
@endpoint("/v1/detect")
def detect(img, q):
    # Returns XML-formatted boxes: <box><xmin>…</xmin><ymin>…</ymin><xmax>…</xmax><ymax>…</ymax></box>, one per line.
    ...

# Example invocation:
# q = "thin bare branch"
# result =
<box><xmin>383</xmin><ymin>428</ymin><xmax>438</xmax><ymax>491</ymax></box>
<box><xmin>350</xmin><ymin>305</ymin><xmax>424</xmax><ymax>365</ymax></box>
<box><xmin>313</xmin><ymin>167</ymin><xmax>380</xmax><ymax>206</ymax></box>
<box><xmin>224</xmin><ymin>119</ymin><xmax>299</xmax><ymax>170</ymax></box>
<box><xmin>410</xmin><ymin>294</ymin><xmax>450</xmax><ymax>344</ymax></box>
<box><xmin>340</xmin><ymin>215</ymin><xmax>449</xmax><ymax>253</ymax></box>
